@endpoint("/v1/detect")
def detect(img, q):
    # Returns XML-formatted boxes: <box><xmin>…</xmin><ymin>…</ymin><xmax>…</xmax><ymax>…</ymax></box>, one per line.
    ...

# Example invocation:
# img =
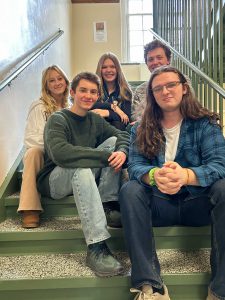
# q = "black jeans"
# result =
<box><xmin>119</xmin><ymin>179</ymin><xmax>225</xmax><ymax>299</ymax></box>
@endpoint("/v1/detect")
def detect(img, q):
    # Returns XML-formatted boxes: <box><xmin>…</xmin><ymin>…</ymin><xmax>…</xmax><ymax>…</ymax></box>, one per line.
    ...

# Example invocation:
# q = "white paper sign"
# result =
<box><xmin>93</xmin><ymin>21</ymin><xmax>107</xmax><ymax>43</ymax></box>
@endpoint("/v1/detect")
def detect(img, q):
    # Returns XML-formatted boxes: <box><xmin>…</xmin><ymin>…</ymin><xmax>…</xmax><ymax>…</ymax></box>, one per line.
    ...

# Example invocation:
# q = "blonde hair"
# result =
<box><xmin>40</xmin><ymin>65</ymin><xmax>69</xmax><ymax>117</ymax></box>
<box><xmin>96</xmin><ymin>52</ymin><xmax>132</xmax><ymax>103</ymax></box>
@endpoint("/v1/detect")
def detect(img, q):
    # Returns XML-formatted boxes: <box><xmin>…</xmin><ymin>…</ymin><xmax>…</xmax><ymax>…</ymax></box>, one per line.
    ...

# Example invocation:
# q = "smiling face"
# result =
<box><xmin>46</xmin><ymin>69</ymin><xmax>67</xmax><ymax>99</ymax></box>
<box><xmin>146</xmin><ymin>47</ymin><xmax>170</xmax><ymax>72</ymax></box>
<box><xmin>151</xmin><ymin>72</ymin><xmax>187</xmax><ymax>114</ymax></box>
<box><xmin>70</xmin><ymin>79</ymin><xmax>99</xmax><ymax>116</ymax></box>
<box><xmin>101</xmin><ymin>58</ymin><xmax>117</xmax><ymax>84</ymax></box>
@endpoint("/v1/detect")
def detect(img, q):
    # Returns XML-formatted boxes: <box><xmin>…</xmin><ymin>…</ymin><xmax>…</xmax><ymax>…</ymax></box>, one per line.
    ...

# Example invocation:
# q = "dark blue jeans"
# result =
<box><xmin>119</xmin><ymin>179</ymin><xmax>225</xmax><ymax>299</ymax></box>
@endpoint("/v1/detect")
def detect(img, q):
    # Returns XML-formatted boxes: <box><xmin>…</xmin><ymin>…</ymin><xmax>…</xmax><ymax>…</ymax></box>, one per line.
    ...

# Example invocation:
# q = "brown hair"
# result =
<box><xmin>71</xmin><ymin>71</ymin><xmax>101</xmax><ymax>94</ymax></box>
<box><xmin>136</xmin><ymin>65</ymin><xmax>220</xmax><ymax>159</ymax></box>
<box><xmin>96</xmin><ymin>52</ymin><xmax>132</xmax><ymax>103</ymax></box>
<box><xmin>144</xmin><ymin>40</ymin><xmax>172</xmax><ymax>64</ymax></box>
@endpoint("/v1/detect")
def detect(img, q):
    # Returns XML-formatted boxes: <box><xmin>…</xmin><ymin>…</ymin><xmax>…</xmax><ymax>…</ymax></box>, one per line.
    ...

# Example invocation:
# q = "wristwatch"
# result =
<box><xmin>112</xmin><ymin>100</ymin><xmax>118</xmax><ymax>111</ymax></box>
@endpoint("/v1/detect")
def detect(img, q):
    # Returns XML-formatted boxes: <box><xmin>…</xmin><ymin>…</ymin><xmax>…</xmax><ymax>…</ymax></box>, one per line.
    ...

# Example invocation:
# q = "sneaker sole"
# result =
<box><xmin>86</xmin><ymin>261</ymin><xmax>124</xmax><ymax>277</ymax></box>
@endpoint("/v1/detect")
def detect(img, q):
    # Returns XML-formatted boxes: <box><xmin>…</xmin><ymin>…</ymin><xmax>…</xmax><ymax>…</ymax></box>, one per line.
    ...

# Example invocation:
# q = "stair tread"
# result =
<box><xmin>0</xmin><ymin>216</ymin><xmax>82</xmax><ymax>232</ymax></box>
<box><xmin>4</xmin><ymin>193</ymin><xmax>74</xmax><ymax>205</ymax></box>
<box><xmin>0</xmin><ymin>216</ymin><xmax>210</xmax><ymax>236</ymax></box>
<box><xmin>0</xmin><ymin>249</ymin><xmax>210</xmax><ymax>280</ymax></box>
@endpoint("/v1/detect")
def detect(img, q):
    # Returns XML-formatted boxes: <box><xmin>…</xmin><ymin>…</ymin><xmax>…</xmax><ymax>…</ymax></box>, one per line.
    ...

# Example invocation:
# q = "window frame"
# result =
<box><xmin>121</xmin><ymin>0</ymin><xmax>153</xmax><ymax>63</ymax></box>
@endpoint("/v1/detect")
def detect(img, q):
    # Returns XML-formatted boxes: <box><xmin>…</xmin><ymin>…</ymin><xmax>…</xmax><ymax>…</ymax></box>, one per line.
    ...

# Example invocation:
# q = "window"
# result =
<box><xmin>121</xmin><ymin>0</ymin><xmax>153</xmax><ymax>62</ymax></box>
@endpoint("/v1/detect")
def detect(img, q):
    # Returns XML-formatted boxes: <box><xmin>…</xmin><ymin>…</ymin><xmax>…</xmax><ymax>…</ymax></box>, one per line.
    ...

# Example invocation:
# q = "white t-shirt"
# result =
<box><xmin>163</xmin><ymin>120</ymin><xmax>182</xmax><ymax>162</ymax></box>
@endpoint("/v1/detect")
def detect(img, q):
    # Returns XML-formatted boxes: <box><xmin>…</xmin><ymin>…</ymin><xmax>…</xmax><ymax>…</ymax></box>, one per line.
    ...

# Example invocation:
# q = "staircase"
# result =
<box><xmin>0</xmin><ymin>159</ymin><xmax>212</xmax><ymax>300</ymax></box>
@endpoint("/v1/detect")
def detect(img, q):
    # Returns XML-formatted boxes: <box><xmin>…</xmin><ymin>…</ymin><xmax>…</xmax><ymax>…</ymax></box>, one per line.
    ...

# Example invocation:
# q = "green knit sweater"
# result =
<box><xmin>37</xmin><ymin>109</ymin><xmax>130</xmax><ymax>196</ymax></box>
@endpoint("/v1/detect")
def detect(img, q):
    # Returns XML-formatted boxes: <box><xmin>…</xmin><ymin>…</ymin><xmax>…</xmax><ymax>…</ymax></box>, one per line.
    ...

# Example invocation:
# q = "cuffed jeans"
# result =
<box><xmin>49</xmin><ymin>137</ymin><xmax>121</xmax><ymax>245</ymax></box>
<box><xmin>119</xmin><ymin>179</ymin><xmax>225</xmax><ymax>299</ymax></box>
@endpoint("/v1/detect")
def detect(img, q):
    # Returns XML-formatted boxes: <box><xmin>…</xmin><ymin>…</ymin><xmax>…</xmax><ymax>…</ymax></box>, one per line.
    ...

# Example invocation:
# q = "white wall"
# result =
<box><xmin>71</xmin><ymin>3</ymin><xmax>121</xmax><ymax>75</ymax></box>
<box><xmin>0</xmin><ymin>0</ymin><xmax>150</xmax><ymax>187</ymax></box>
<box><xmin>71</xmin><ymin>2</ymin><xmax>149</xmax><ymax>82</ymax></box>
<box><xmin>0</xmin><ymin>0</ymin><xmax>72</xmax><ymax>186</ymax></box>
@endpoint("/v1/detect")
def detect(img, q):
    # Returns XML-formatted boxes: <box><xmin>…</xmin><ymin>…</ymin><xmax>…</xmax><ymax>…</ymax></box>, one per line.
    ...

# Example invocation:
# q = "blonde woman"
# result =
<box><xmin>92</xmin><ymin>52</ymin><xmax>132</xmax><ymax>131</ymax></box>
<box><xmin>18</xmin><ymin>65</ymin><xmax>69</xmax><ymax>228</ymax></box>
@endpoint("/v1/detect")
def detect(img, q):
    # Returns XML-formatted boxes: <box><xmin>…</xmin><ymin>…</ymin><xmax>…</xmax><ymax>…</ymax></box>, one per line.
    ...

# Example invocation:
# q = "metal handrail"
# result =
<box><xmin>149</xmin><ymin>29</ymin><xmax>225</xmax><ymax>99</ymax></box>
<box><xmin>0</xmin><ymin>29</ymin><xmax>64</xmax><ymax>92</ymax></box>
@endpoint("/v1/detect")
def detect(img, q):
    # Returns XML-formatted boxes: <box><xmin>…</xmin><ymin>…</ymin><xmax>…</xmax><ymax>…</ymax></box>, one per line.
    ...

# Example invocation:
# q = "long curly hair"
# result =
<box><xmin>96</xmin><ymin>52</ymin><xmax>132</xmax><ymax>103</ymax></box>
<box><xmin>136</xmin><ymin>65</ymin><xmax>220</xmax><ymax>159</ymax></box>
<box><xmin>40</xmin><ymin>65</ymin><xmax>69</xmax><ymax>117</ymax></box>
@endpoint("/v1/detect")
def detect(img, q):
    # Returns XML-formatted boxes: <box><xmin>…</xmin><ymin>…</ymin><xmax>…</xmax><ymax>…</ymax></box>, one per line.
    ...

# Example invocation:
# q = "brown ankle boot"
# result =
<box><xmin>22</xmin><ymin>211</ymin><xmax>40</xmax><ymax>228</ymax></box>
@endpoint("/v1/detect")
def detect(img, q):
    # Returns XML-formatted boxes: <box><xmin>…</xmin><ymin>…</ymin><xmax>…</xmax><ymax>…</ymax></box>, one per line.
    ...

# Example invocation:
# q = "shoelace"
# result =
<box><xmin>91</xmin><ymin>243</ymin><xmax>113</xmax><ymax>258</ymax></box>
<box><xmin>130</xmin><ymin>288</ymin><xmax>159</xmax><ymax>300</ymax></box>
<box><xmin>130</xmin><ymin>288</ymin><xmax>150</xmax><ymax>300</ymax></box>
<box><xmin>100</xmin><ymin>245</ymin><xmax>112</xmax><ymax>257</ymax></box>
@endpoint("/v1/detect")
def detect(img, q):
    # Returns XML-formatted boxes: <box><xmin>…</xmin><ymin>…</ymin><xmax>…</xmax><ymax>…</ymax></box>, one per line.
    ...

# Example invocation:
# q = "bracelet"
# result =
<box><xmin>185</xmin><ymin>168</ymin><xmax>189</xmax><ymax>185</ymax></box>
<box><xmin>149</xmin><ymin>167</ymin><xmax>159</xmax><ymax>186</ymax></box>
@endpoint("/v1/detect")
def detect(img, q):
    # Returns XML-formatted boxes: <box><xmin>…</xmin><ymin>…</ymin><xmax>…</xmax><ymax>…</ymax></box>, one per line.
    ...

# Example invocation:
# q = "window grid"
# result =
<box><xmin>122</xmin><ymin>0</ymin><xmax>153</xmax><ymax>62</ymax></box>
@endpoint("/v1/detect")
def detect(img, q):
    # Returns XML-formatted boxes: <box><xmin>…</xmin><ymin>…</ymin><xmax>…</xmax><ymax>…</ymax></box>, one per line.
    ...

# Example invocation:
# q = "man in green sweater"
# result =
<box><xmin>37</xmin><ymin>72</ymin><xmax>130</xmax><ymax>277</ymax></box>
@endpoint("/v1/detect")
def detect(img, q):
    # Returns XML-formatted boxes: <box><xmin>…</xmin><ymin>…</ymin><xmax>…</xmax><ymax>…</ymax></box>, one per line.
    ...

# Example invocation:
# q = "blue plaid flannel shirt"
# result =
<box><xmin>128</xmin><ymin>117</ymin><xmax>225</xmax><ymax>196</ymax></box>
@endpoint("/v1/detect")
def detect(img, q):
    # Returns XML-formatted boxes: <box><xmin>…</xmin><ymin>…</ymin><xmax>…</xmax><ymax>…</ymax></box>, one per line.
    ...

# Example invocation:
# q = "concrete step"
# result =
<box><xmin>4</xmin><ymin>194</ymin><xmax>77</xmax><ymax>217</ymax></box>
<box><xmin>0</xmin><ymin>165</ymin><xmax>213</xmax><ymax>300</ymax></box>
<box><xmin>0</xmin><ymin>216</ymin><xmax>211</xmax><ymax>255</ymax></box>
<box><xmin>0</xmin><ymin>249</ymin><xmax>210</xmax><ymax>300</ymax></box>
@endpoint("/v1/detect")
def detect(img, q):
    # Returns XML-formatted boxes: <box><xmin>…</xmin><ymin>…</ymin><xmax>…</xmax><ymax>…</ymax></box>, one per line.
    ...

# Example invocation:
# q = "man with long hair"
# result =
<box><xmin>120</xmin><ymin>65</ymin><xmax>225</xmax><ymax>300</ymax></box>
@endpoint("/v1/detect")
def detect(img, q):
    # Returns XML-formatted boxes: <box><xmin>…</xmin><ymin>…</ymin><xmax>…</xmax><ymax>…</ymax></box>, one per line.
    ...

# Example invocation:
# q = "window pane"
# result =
<box><xmin>130</xmin><ymin>45</ymin><xmax>144</xmax><ymax>62</ymax></box>
<box><xmin>143</xmin><ymin>0</ymin><xmax>153</xmax><ymax>13</ymax></box>
<box><xmin>122</xmin><ymin>0</ymin><xmax>154</xmax><ymax>62</ymax></box>
<box><xmin>129</xmin><ymin>30</ymin><xmax>143</xmax><ymax>46</ymax></box>
<box><xmin>129</xmin><ymin>15</ymin><xmax>142</xmax><ymax>30</ymax></box>
<box><xmin>128</xmin><ymin>0</ymin><xmax>143</xmax><ymax>14</ymax></box>
<box><xmin>129</xmin><ymin>0</ymin><xmax>152</xmax><ymax>13</ymax></box>
<box><xmin>143</xmin><ymin>31</ymin><xmax>153</xmax><ymax>45</ymax></box>
<box><xmin>143</xmin><ymin>15</ymin><xmax>153</xmax><ymax>30</ymax></box>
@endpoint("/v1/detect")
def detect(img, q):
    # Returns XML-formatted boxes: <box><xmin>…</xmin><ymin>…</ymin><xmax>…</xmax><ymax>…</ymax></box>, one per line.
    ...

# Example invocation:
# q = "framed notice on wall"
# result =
<box><xmin>93</xmin><ymin>21</ymin><xmax>107</xmax><ymax>42</ymax></box>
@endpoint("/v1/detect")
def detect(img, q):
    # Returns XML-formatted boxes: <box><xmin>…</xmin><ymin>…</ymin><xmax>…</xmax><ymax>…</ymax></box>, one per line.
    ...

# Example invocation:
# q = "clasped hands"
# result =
<box><xmin>154</xmin><ymin>161</ymin><xmax>188</xmax><ymax>195</ymax></box>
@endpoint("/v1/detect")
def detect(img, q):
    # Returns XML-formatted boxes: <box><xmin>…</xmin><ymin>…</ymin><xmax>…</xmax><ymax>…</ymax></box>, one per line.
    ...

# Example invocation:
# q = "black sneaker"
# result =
<box><xmin>86</xmin><ymin>241</ymin><xmax>124</xmax><ymax>277</ymax></box>
<box><xmin>103</xmin><ymin>202</ymin><xmax>122</xmax><ymax>228</ymax></box>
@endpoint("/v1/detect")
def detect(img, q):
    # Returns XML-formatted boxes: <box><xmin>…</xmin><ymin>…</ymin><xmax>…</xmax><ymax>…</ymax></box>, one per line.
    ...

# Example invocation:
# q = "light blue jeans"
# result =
<box><xmin>49</xmin><ymin>137</ymin><xmax>121</xmax><ymax>245</ymax></box>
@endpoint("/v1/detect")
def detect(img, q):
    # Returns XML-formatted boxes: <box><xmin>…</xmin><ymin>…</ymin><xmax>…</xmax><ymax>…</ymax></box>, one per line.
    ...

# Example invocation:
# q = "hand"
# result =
<box><xmin>162</xmin><ymin>161</ymin><xmax>188</xmax><ymax>186</ymax></box>
<box><xmin>119</xmin><ymin>112</ymin><xmax>129</xmax><ymax>124</ymax></box>
<box><xmin>112</xmin><ymin>106</ymin><xmax>129</xmax><ymax>124</ymax></box>
<box><xmin>154</xmin><ymin>162</ymin><xmax>188</xmax><ymax>195</ymax></box>
<box><xmin>108</xmin><ymin>151</ymin><xmax>126</xmax><ymax>172</ymax></box>
<box><xmin>91</xmin><ymin>109</ymin><xmax>109</xmax><ymax>118</ymax></box>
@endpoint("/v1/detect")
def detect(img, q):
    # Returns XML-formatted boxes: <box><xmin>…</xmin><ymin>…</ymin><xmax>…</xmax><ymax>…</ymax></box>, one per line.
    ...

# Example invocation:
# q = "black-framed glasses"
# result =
<box><xmin>151</xmin><ymin>81</ymin><xmax>182</xmax><ymax>94</ymax></box>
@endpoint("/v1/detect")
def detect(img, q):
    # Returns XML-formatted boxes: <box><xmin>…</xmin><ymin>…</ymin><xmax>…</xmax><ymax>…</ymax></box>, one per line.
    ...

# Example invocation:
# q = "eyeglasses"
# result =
<box><xmin>151</xmin><ymin>81</ymin><xmax>182</xmax><ymax>94</ymax></box>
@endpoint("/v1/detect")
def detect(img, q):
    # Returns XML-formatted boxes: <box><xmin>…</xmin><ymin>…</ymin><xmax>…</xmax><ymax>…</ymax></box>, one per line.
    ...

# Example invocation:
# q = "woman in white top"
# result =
<box><xmin>18</xmin><ymin>65</ymin><xmax>69</xmax><ymax>228</ymax></box>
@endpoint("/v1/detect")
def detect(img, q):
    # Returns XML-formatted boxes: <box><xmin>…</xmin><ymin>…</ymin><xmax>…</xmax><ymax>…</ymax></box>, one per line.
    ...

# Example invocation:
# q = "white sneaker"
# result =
<box><xmin>206</xmin><ymin>288</ymin><xmax>220</xmax><ymax>300</ymax></box>
<box><xmin>131</xmin><ymin>285</ymin><xmax>170</xmax><ymax>300</ymax></box>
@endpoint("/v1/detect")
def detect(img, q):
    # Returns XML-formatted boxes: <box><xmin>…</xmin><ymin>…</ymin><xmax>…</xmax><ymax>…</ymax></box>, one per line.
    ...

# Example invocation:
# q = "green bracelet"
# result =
<box><xmin>149</xmin><ymin>167</ymin><xmax>158</xmax><ymax>186</ymax></box>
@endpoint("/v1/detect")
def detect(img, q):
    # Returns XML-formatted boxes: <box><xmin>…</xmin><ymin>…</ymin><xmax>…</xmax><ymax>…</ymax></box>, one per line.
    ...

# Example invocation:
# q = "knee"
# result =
<box><xmin>23</xmin><ymin>147</ymin><xmax>44</xmax><ymax>171</ymax></box>
<box><xmin>210</xmin><ymin>179</ymin><xmax>225</xmax><ymax>205</ymax></box>
<box><xmin>26</xmin><ymin>147</ymin><xmax>43</xmax><ymax>157</ymax></box>
<box><xmin>24</xmin><ymin>147</ymin><xmax>43</xmax><ymax>161</ymax></box>
<box><xmin>119</xmin><ymin>180</ymin><xmax>147</xmax><ymax>208</ymax></box>
<box><xmin>105</xmin><ymin>136</ymin><xmax>117</xmax><ymax>150</ymax></box>
<box><xmin>72</xmin><ymin>168</ymin><xmax>93</xmax><ymax>182</ymax></box>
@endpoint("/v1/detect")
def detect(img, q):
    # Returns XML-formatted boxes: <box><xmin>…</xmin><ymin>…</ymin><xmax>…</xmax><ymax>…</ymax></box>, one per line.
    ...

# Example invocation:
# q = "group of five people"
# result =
<box><xmin>17</xmin><ymin>40</ymin><xmax>225</xmax><ymax>300</ymax></box>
